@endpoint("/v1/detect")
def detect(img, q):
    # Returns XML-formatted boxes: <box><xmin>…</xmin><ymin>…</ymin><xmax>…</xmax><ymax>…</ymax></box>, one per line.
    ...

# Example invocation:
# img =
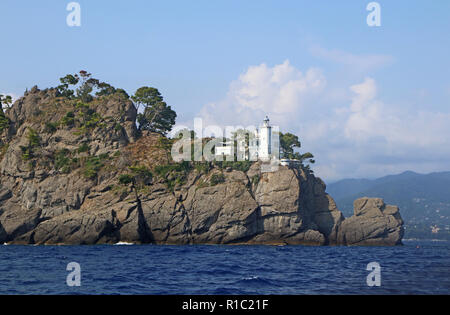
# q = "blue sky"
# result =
<box><xmin>1</xmin><ymin>0</ymin><xmax>449</xmax><ymax>181</ymax></box>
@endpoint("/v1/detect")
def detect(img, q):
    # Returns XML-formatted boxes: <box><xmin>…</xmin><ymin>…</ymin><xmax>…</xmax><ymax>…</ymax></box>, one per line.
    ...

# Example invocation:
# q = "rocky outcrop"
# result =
<box><xmin>335</xmin><ymin>198</ymin><xmax>404</xmax><ymax>246</ymax></box>
<box><xmin>0</xmin><ymin>87</ymin><xmax>404</xmax><ymax>245</ymax></box>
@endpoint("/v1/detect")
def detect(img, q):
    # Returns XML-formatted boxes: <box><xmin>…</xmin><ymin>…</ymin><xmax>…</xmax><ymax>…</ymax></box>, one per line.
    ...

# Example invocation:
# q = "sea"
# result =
<box><xmin>0</xmin><ymin>240</ymin><xmax>448</xmax><ymax>295</ymax></box>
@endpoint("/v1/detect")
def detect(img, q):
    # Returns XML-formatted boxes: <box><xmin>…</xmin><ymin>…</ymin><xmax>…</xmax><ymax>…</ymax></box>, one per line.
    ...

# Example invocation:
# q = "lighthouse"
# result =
<box><xmin>257</xmin><ymin>116</ymin><xmax>272</xmax><ymax>161</ymax></box>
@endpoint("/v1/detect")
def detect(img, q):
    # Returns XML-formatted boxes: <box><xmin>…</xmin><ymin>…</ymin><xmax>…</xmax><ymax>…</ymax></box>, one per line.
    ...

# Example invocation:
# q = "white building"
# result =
<box><xmin>215</xmin><ymin>116</ymin><xmax>279</xmax><ymax>162</ymax></box>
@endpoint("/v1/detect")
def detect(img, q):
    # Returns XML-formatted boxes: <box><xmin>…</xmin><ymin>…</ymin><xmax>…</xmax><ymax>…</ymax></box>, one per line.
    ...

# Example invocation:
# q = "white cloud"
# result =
<box><xmin>196</xmin><ymin>61</ymin><xmax>450</xmax><ymax>182</ymax></box>
<box><xmin>198</xmin><ymin>60</ymin><xmax>326</xmax><ymax>127</ymax></box>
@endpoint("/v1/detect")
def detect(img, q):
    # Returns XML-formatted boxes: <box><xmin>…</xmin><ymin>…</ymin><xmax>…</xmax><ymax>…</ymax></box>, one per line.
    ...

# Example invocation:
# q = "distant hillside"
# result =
<box><xmin>327</xmin><ymin>171</ymin><xmax>450</xmax><ymax>240</ymax></box>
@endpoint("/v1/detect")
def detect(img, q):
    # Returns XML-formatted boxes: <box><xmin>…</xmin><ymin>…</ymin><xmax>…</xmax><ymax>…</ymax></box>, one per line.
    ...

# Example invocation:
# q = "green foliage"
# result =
<box><xmin>0</xmin><ymin>94</ymin><xmax>13</xmax><ymax>109</ymax></box>
<box><xmin>44</xmin><ymin>122</ymin><xmax>59</xmax><ymax>133</ymax></box>
<box><xmin>292</xmin><ymin>152</ymin><xmax>315</xmax><ymax>165</ymax></box>
<box><xmin>118</xmin><ymin>165</ymin><xmax>153</xmax><ymax>198</ymax></box>
<box><xmin>0</xmin><ymin>108</ymin><xmax>9</xmax><ymax>133</ymax></box>
<box><xmin>114</xmin><ymin>123</ymin><xmax>122</xmax><ymax>132</ymax></box>
<box><xmin>27</xmin><ymin>128</ymin><xmax>40</xmax><ymax>147</ymax></box>
<box><xmin>279</xmin><ymin>132</ymin><xmax>315</xmax><ymax>169</ymax></box>
<box><xmin>57</xmin><ymin>71</ymin><xmax>122</xmax><ymax>102</ymax></box>
<box><xmin>75</xmin><ymin>102</ymin><xmax>103</xmax><ymax>131</ymax></box>
<box><xmin>118</xmin><ymin>174</ymin><xmax>134</xmax><ymax>185</ymax></box>
<box><xmin>214</xmin><ymin>160</ymin><xmax>252</xmax><ymax>173</ymax></box>
<box><xmin>114</xmin><ymin>88</ymin><xmax>129</xmax><ymax>98</ymax></box>
<box><xmin>210</xmin><ymin>173</ymin><xmax>225</xmax><ymax>186</ymax></box>
<box><xmin>83</xmin><ymin>154</ymin><xmax>109</xmax><ymax>179</ymax></box>
<box><xmin>280</xmin><ymin>132</ymin><xmax>301</xmax><ymax>159</ymax></box>
<box><xmin>60</xmin><ymin>102</ymin><xmax>103</xmax><ymax>133</ymax></box>
<box><xmin>20</xmin><ymin>146</ymin><xmax>33</xmax><ymax>161</ymax></box>
<box><xmin>54</xmin><ymin>149</ymin><xmax>72</xmax><ymax>173</ymax></box>
<box><xmin>128</xmin><ymin>165</ymin><xmax>153</xmax><ymax>185</ymax></box>
<box><xmin>61</xmin><ymin>111</ymin><xmax>75</xmax><ymax>127</ymax></box>
<box><xmin>251</xmin><ymin>174</ymin><xmax>261</xmax><ymax>185</ymax></box>
<box><xmin>194</xmin><ymin>162</ymin><xmax>211</xmax><ymax>174</ymax></box>
<box><xmin>154</xmin><ymin>161</ymin><xmax>192</xmax><ymax>191</ymax></box>
<box><xmin>154</xmin><ymin>164</ymin><xmax>176</xmax><ymax>178</ymax></box>
<box><xmin>0</xmin><ymin>94</ymin><xmax>13</xmax><ymax>132</ymax></box>
<box><xmin>77</xmin><ymin>143</ymin><xmax>90</xmax><ymax>153</ymax></box>
<box><xmin>76</xmin><ymin>71</ymin><xmax>95</xmax><ymax>103</ymax></box>
<box><xmin>20</xmin><ymin>128</ymin><xmax>41</xmax><ymax>161</ymax></box>
<box><xmin>132</xmin><ymin>86</ymin><xmax>177</xmax><ymax>135</ymax></box>
<box><xmin>174</xmin><ymin>128</ymin><xmax>196</xmax><ymax>140</ymax></box>
<box><xmin>95</xmin><ymin>82</ymin><xmax>116</xmax><ymax>97</ymax></box>
<box><xmin>57</xmin><ymin>74</ymin><xmax>79</xmax><ymax>98</ymax></box>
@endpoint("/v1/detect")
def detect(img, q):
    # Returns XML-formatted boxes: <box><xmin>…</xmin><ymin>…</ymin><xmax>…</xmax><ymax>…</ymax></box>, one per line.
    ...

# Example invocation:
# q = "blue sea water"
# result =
<box><xmin>0</xmin><ymin>240</ymin><xmax>448</xmax><ymax>295</ymax></box>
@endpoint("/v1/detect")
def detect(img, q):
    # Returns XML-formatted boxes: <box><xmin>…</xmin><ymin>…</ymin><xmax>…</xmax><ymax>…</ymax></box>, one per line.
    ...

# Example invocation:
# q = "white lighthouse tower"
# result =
<box><xmin>257</xmin><ymin>116</ymin><xmax>279</xmax><ymax>161</ymax></box>
<box><xmin>257</xmin><ymin>116</ymin><xmax>272</xmax><ymax>161</ymax></box>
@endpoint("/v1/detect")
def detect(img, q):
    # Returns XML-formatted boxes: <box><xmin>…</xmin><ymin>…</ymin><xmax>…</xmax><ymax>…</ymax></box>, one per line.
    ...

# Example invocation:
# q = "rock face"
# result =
<box><xmin>0</xmin><ymin>87</ymin><xmax>404</xmax><ymax>245</ymax></box>
<box><xmin>335</xmin><ymin>198</ymin><xmax>404</xmax><ymax>246</ymax></box>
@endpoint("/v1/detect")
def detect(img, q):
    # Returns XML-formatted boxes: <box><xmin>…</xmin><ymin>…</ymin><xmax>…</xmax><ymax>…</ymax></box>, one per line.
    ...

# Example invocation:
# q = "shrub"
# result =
<box><xmin>194</xmin><ymin>162</ymin><xmax>210</xmax><ymax>174</ymax></box>
<box><xmin>83</xmin><ymin>154</ymin><xmax>109</xmax><ymax>179</ymax></box>
<box><xmin>54</xmin><ymin>148</ymin><xmax>72</xmax><ymax>173</ymax></box>
<box><xmin>0</xmin><ymin>110</ymin><xmax>9</xmax><ymax>132</ymax></box>
<box><xmin>20</xmin><ymin>146</ymin><xmax>33</xmax><ymax>161</ymax></box>
<box><xmin>210</xmin><ymin>173</ymin><xmax>225</xmax><ymax>186</ymax></box>
<box><xmin>21</xmin><ymin>128</ymin><xmax>40</xmax><ymax>161</ymax></box>
<box><xmin>44</xmin><ymin>122</ymin><xmax>59</xmax><ymax>133</ymax></box>
<box><xmin>129</xmin><ymin>165</ymin><xmax>153</xmax><ymax>185</ymax></box>
<box><xmin>27</xmin><ymin>128</ymin><xmax>40</xmax><ymax>147</ymax></box>
<box><xmin>214</xmin><ymin>160</ymin><xmax>252</xmax><ymax>172</ymax></box>
<box><xmin>61</xmin><ymin>111</ymin><xmax>75</xmax><ymax>126</ymax></box>
<box><xmin>114</xmin><ymin>123</ymin><xmax>122</xmax><ymax>132</ymax></box>
<box><xmin>77</xmin><ymin>143</ymin><xmax>90</xmax><ymax>153</ymax></box>
<box><xmin>118</xmin><ymin>174</ymin><xmax>134</xmax><ymax>185</ymax></box>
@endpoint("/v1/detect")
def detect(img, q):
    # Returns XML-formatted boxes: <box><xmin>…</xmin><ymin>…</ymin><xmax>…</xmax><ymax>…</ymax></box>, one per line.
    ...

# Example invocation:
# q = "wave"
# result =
<box><xmin>113</xmin><ymin>242</ymin><xmax>135</xmax><ymax>246</ymax></box>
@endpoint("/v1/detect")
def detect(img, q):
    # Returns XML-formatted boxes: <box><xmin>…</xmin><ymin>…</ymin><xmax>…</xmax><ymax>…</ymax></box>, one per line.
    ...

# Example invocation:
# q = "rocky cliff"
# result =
<box><xmin>0</xmin><ymin>87</ymin><xmax>404</xmax><ymax>245</ymax></box>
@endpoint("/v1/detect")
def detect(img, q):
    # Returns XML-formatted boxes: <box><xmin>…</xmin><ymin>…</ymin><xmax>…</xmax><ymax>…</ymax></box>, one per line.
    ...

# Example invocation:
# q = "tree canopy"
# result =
<box><xmin>280</xmin><ymin>132</ymin><xmax>301</xmax><ymax>159</ymax></box>
<box><xmin>0</xmin><ymin>94</ymin><xmax>13</xmax><ymax>109</ymax></box>
<box><xmin>57</xmin><ymin>71</ymin><xmax>119</xmax><ymax>102</ymax></box>
<box><xmin>279</xmin><ymin>132</ymin><xmax>315</xmax><ymax>165</ymax></box>
<box><xmin>132</xmin><ymin>86</ymin><xmax>177</xmax><ymax>135</ymax></box>
<box><xmin>0</xmin><ymin>95</ymin><xmax>12</xmax><ymax>132</ymax></box>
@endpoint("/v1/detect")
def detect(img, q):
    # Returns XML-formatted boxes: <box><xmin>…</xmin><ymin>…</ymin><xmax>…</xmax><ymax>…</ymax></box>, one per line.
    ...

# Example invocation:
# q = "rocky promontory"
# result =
<box><xmin>0</xmin><ymin>85</ymin><xmax>404</xmax><ymax>245</ymax></box>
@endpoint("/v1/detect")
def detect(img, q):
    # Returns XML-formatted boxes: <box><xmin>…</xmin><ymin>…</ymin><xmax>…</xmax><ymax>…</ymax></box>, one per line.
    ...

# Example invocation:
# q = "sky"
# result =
<box><xmin>1</xmin><ymin>0</ymin><xmax>449</xmax><ymax>182</ymax></box>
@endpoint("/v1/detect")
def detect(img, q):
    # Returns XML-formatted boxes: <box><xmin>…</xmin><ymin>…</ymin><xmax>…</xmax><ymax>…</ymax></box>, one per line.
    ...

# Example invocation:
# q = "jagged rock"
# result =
<box><xmin>0</xmin><ymin>200</ymin><xmax>42</xmax><ymax>242</ymax></box>
<box><xmin>182</xmin><ymin>170</ymin><xmax>259</xmax><ymax>243</ymax></box>
<box><xmin>30</xmin><ymin>209</ymin><xmax>120</xmax><ymax>245</ymax></box>
<box><xmin>336</xmin><ymin>197</ymin><xmax>404</xmax><ymax>246</ymax></box>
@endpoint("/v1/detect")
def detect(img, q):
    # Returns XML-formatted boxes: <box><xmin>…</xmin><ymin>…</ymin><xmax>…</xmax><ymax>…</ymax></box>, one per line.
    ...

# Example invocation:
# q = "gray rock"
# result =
<box><xmin>336</xmin><ymin>197</ymin><xmax>404</xmax><ymax>245</ymax></box>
